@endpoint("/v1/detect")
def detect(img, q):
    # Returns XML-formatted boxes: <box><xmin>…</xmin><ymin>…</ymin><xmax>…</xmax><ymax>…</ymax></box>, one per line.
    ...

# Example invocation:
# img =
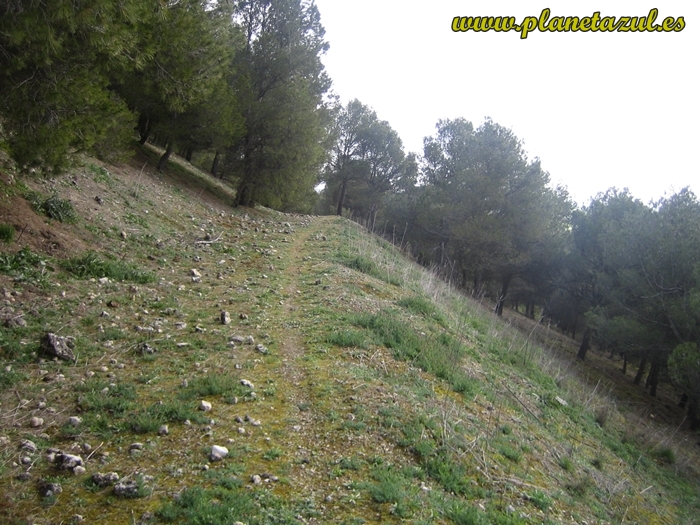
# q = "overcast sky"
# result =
<box><xmin>312</xmin><ymin>0</ymin><xmax>698</xmax><ymax>206</ymax></box>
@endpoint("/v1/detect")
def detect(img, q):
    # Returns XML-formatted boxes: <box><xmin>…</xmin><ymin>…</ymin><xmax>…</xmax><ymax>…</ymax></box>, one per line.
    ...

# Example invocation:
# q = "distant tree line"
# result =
<box><xmin>321</xmin><ymin>106</ymin><xmax>700</xmax><ymax>426</ymax></box>
<box><xmin>2</xmin><ymin>1</ymin><xmax>699</xmax><ymax>426</ymax></box>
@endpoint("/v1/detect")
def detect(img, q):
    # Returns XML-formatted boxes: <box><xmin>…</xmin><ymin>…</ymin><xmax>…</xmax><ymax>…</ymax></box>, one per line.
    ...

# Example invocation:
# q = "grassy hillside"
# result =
<box><xmin>0</xmin><ymin>148</ymin><xmax>698</xmax><ymax>524</ymax></box>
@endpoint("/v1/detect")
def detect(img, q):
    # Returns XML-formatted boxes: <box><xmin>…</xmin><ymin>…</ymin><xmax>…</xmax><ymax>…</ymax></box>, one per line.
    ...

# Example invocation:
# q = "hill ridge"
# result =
<box><xmin>0</xmin><ymin>153</ymin><xmax>698</xmax><ymax>524</ymax></box>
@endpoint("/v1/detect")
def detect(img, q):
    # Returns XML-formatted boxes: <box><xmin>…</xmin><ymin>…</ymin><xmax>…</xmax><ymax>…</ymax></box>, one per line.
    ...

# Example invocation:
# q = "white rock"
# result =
<box><xmin>191</xmin><ymin>269</ymin><xmax>202</xmax><ymax>277</ymax></box>
<box><xmin>240</xmin><ymin>379</ymin><xmax>254</xmax><ymax>389</ymax></box>
<box><xmin>68</xmin><ymin>416</ymin><xmax>82</xmax><ymax>427</ymax></box>
<box><xmin>199</xmin><ymin>400</ymin><xmax>212</xmax><ymax>412</ymax></box>
<box><xmin>210</xmin><ymin>445</ymin><xmax>228</xmax><ymax>461</ymax></box>
<box><xmin>29</xmin><ymin>417</ymin><xmax>44</xmax><ymax>428</ymax></box>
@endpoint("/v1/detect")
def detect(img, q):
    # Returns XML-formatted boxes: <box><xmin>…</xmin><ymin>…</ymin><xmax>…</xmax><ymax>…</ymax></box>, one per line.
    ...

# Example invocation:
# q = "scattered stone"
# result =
<box><xmin>251</xmin><ymin>474</ymin><xmax>262</xmax><ymax>485</ymax></box>
<box><xmin>199</xmin><ymin>400</ymin><xmax>212</xmax><ymax>412</ymax></box>
<box><xmin>190</xmin><ymin>269</ymin><xmax>202</xmax><ymax>278</ymax></box>
<box><xmin>113</xmin><ymin>480</ymin><xmax>141</xmax><ymax>498</ymax></box>
<box><xmin>95</xmin><ymin>196</ymin><xmax>103</xmax><ymax>205</ymax></box>
<box><xmin>229</xmin><ymin>335</ymin><xmax>245</xmax><ymax>345</ymax></box>
<box><xmin>73</xmin><ymin>465</ymin><xmax>87</xmax><ymax>476</ymax></box>
<box><xmin>72</xmin><ymin>515</ymin><xmax>84</xmax><ymax>523</ymax></box>
<box><xmin>506</xmin><ymin>504</ymin><xmax>516</xmax><ymax>514</ymax></box>
<box><xmin>555</xmin><ymin>396</ymin><xmax>568</xmax><ymax>407</ymax></box>
<box><xmin>120</xmin><ymin>231</ymin><xmax>128</xmax><ymax>240</ymax></box>
<box><xmin>139</xmin><ymin>342</ymin><xmax>157</xmax><ymax>355</ymax></box>
<box><xmin>41</xmin><ymin>332</ymin><xmax>76</xmax><ymax>362</ymax></box>
<box><xmin>3</xmin><ymin>315</ymin><xmax>26</xmax><ymax>328</ymax></box>
<box><xmin>220</xmin><ymin>311</ymin><xmax>231</xmax><ymax>325</ymax></box>
<box><xmin>175</xmin><ymin>322</ymin><xmax>187</xmax><ymax>329</ymax></box>
<box><xmin>38</xmin><ymin>479</ymin><xmax>63</xmax><ymax>497</ymax></box>
<box><xmin>158</xmin><ymin>425</ymin><xmax>169</xmax><ymax>436</ymax></box>
<box><xmin>210</xmin><ymin>445</ymin><xmax>229</xmax><ymax>461</ymax></box>
<box><xmin>20</xmin><ymin>439</ymin><xmax>38</xmax><ymax>453</ymax></box>
<box><xmin>195</xmin><ymin>325</ymin><xmax>206</xmax><ymax>333</ymax></box>
<box><xmin>56</xmin><ymin>453</ymin><xmax>84</xmax><ymax>471</ymax></box>
<box><xmin>16</xmin><ymin>472</ymin><xmax>32</xmax><ymax>481</ymax></box>
<box><xmin>244</xmin><ymin>335</ymin><xmax>255</xmax><ymax>345</ymax></box>
<box><xmin>239</xmin><ymin>313</ymin><xmax>248</xmax><ymax>320</ymax></box>
<box><xmin>129</xmin><ymin>443</ymin><xmax>144</xmax><ymax>452</ymax></box>
<box><xmin>29</xmin><ymin>417</ymin><xmax>44</xmax><ymax>428</ymax></box>
<box><xmin>244</xmin><ymin>414</ymin><xmax>261</xmax><ymax>426</ymax></box>
<box><xmin>98</xmin><ymin>277</ymin><xmax>110</xmax><ymax>285</ymax></box>
<box><xmin>92</xmin><ymin>472</ymin><xmax>119</xmax><ymax>487</ymax></box>
<box><xmin>240</xmin><ymin>379</ymin><xmax>254</xmax><ymax>389</ymax></box>
<box><xmin>255</xmin><ymin>344</ymin><xmax>268</xmax><ymax>354</ymax></box>
<box><xmin>237</xmin><ymin>427</ymin><xmax>246</xmax><ymax>434</ymax></box>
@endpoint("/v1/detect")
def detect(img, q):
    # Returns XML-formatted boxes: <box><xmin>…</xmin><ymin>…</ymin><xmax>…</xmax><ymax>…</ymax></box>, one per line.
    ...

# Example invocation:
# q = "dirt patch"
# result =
<box><xmin>0</xmin><ymin>194</ymin><xmax>87</xmax><ymax>257</ymax></box>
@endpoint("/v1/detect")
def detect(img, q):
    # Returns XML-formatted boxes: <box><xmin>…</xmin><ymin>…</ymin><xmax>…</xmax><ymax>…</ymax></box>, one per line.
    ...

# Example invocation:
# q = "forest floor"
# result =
<box><xmin>0</xmin><ymin>145</ymin><xmax>698</xmax><ymax>524</ymax></box>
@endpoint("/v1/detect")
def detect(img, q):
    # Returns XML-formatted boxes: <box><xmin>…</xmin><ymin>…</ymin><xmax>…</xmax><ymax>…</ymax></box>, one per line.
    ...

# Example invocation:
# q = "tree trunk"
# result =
<box><xmin>633</xmin><ymin>357</ymin><xmax>647</xmax><ymax>385</ymax></box>
<box><xmin>646</xmin><ymin>361</ymin><xmax>660</xmax><ymax>397</ymax></box>
<box><xmin>526</xmin><ymin>301</ymin><xmax>535</xmax><ymax>319</ymax></box>
<box><xmin>336</xmin><ymin>177</ymin><xmax>348</xmax><ymax>216</ymax></box>
<box><xmin>211</xmin><ymin>151</ymin><xmax>221</xmax><ymax>176</ymax></box>
<box><xmin>678</xmin><ymin>393</ymin><xmax>689</xmax><ymax>409</ymax></box>
<box><xmin>571</xmin><ymin>317</ymin><xmax>578</xmax><ymax>340</ymax></box>
<box><xmin>622</xmin><ymin>353</ymin><xmax>627</xmax><ymax>374</ymax></box>
<box><xmin>577</xmin><ymin>328</ymin><xmax>592</xmax><ymax>360</ymax></box>
<box><xmin>157</xmin><ymin>140</ymin><xmax>174</xmax><ymax>172</ymax></box>
<box><xmin>138</xmin><ymin>113</ymin><xmax>150</xmax><ymax>145</ymax></box>
<box><xmin>185</xmin><ymin>148</ymin><xmax>193</xmax><ymax>162</ymax></box>
<box><xmin>494</xmin><ymin>274</ymin><xmax>512</xmax><ymax>316</ymax></box>
<box><xmin>689</xmin><ymin>396</ymin><xmax>700</xmax><ymax>430</ymax></box>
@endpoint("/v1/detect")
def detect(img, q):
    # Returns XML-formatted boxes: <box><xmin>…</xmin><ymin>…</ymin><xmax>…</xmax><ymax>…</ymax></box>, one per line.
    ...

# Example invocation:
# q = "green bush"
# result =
<box><xmin>25</xmin><ymin>191</ymin><xmax>77</xmax><ymax>223</ymax></box>
<box><xmin>0</xmin><ymin>223</ymin><xmax>15</xmax><ymax>243</ymax></box>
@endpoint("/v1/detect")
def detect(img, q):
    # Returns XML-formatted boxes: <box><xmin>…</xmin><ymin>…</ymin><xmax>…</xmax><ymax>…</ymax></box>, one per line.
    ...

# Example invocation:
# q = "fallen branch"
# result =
<box><xmin>194</xmin><ymin>234</ymin><xmax>222</xmax><ymax>245</ymax></box>
<box><xmin>503</xmin><ymin>382</ymin><xmax>543</xmax><ymax>425</ymax></box>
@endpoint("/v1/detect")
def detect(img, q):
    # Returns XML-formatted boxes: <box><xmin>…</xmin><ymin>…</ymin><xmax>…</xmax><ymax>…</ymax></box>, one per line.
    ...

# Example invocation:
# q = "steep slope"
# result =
<box><xmin>0</xmin><ymin>151</ymin><xmax>699</xmax><ymax>524</ymax></box>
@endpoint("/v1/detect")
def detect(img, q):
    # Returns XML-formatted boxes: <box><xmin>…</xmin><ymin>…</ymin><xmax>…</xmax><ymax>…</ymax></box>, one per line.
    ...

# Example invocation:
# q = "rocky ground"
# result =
<box><xmin>0</xmin><ymin>148</ymin><xmax>698</xmax><ymax>524</ymax></box>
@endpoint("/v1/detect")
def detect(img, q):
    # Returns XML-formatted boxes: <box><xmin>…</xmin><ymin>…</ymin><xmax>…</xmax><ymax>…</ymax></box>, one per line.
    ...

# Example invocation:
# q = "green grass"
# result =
<box><xmin>179</xmin><ymin>373</ymin><xmax>250</xmax><ymax>402</ymax></box>
<box><xmin>326</xmin><ymin>329</ymin><xmax>367</xmax><ymax>348</ymax></box>
<box><xmin>396</xmin><ymin>295</ymin><xmax>446</xmax><ymax>326</ymax></box>
<box><xmin>336</xmin><ymin>252</ymin><xmax>402</xmax><ymax>286</ymax></box>
<box><xmin>0</xmin><ymin>245</ymin><xmax>51</xmax><ymax>285</ymax></box>
<box><xmin>61</xmin><ymin>251</ymin><xmax>155</xmax><ymax>283</ymax></box>
<box><xmin>77</xmin><ymin>382</ymin><xmax>137</xmax><ymax>414</ymax></box>
<box><xmin>350</xmin><ymin>311</ymin><xmax>478</xmax><ymax>396</ymax></box>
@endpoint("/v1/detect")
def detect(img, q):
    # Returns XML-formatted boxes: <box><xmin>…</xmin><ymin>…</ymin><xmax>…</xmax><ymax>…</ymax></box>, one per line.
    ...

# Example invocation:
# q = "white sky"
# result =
<box><xmin>313</xmin><ymin>0</ymin><xmax>698</xmax><ymax>206</ymax></box>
